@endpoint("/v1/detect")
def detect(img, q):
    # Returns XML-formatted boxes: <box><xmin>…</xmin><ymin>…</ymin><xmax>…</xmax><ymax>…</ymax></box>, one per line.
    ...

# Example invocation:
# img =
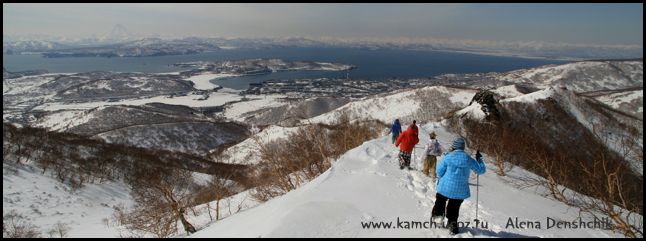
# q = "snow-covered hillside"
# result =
<box><xmin>589</xmin><ymin>89</ymin><xmax>643</xmax><ymax>119</ymax></box>
<box><xmin>3</xmin><ymin>163</ymin><xmax>133</xmax><ymax>237</ymax></box>
<box><xmin>184</xmin><ymin>73</ymin><xmax>239</xmax><ymax>90</ymax></box>
<box><xmin>306</xmin><ymin>86</ymin><xmax>477</xmax><ymax>125</ymax></box>
<box><xmin>96</xmin><ymin>121</ymin><xmax>247</xmax><ymax>155</ymax></box>
<box><xmin>490</xmin><ymin>85</ymin><xmax>526</xmax><ymax>98</ymax></box>
<box><xmin>211</xmin><ymin>125</ymin><xmax>300</xmax><ymax>165</ymax></box>
<box><xmin>191</xmin><ymin>122</ymin><xmax>626</xmax><ymax>238</ymax></box>
<box><xmin>215</xmin><ymin>85</ymin><xmax>478</xmax><ymax>164</ymax></box>
<box><xmin>31</xmin><ymin>91</ymin><xmax>243</xmax><ymax>112</ymax></box>
<box><xmin>500</xmin><ymin>87</ymin><xmax>643</xmax><ymax>174</ymax></box>
<box><xmin>223</xmin><ymin>95</ymin><xmax>288</xmax><ymax>122</ymax></box>
<box><xmin>499</xmin><ymin>61</ymin><xmax>643</xmax><ymax>93</ymax></box>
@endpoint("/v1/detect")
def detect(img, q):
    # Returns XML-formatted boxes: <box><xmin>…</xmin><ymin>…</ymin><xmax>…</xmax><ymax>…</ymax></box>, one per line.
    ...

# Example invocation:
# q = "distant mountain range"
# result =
<box><xmin>3</xmin><ymin>25</ymin><xmax>643</xmax><ymax>59</ymax></box>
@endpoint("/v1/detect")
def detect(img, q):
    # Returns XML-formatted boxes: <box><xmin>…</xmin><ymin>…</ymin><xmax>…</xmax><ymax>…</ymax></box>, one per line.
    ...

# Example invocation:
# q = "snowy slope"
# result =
<box><xmin>213</xmin><ymin>125</ymin><xmax>301</xmax><ymax>165</ymax></box>
<box><xmin>32</xmin><ymin>109</ymin><xmax>97</xmax><ymax>131</ymax></box>
<box><xmin>171</xmin><ymin>190</ymin><xmax>260</xmax><ymax>238</ymax></box>
<box><xmin>3</xmin><ymin>163</ymin><xmax>133</xmax><ymax>238</ymax></box>
<box><xmin>501</xmin><ymin>87</ymin><xmax>643</xmax><ymax>174</ymax></box>
<box><xmin>306</xmin><ymin>86</ymin><xmax>477</xmax><ymax>125</ymax></box>
<box><xmin>185</xmin><ymin>73</ymin><xmax>239</xmax><ymax>90</ymax></box>
<box><xmin>223</xmin><ymin>95</ymin><xmax>288</xmax><ymax>122</ymax></box>
<box><xmin>499</xmin><ymin>61</ymin><xmax>643</xmax><ymax>93</ymax></box>
<box><xmin>491</xmin><ymin>85</ymin><xmax>525</xmax><ymax>98</ymax></box>
<box><xmin>592</xmin><ymin>89</ymin><xmax>643</xmax><ymax>119</ymax></box>
<box><xmin>191</xmin><ymin>122</ymin><xmax>625</xmax><ymax>238</ymax></box>
<box><xmin>32</xmin><ymin>91</ymin><xmax>243</xmax><ymax>112</ymax></box>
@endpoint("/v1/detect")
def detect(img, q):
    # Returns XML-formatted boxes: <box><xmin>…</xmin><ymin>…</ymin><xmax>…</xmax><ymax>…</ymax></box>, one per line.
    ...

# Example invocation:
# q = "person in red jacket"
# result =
<box><xmin>395</xmin><ymin>120</ymin><xmax>419</xmax><ymax>170</ymax></box>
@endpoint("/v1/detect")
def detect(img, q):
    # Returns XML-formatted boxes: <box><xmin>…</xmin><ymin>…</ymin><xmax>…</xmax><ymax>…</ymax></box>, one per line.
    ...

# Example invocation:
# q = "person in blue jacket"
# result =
<box><xmin>388</xmin><ymin>119</ymin><xmax>402</xmax><ymax>144</ymax></box>
<box><xmin>431</xmin><ymin>137</ymin><xmax>486</xmax><ymax>235</ymax></box>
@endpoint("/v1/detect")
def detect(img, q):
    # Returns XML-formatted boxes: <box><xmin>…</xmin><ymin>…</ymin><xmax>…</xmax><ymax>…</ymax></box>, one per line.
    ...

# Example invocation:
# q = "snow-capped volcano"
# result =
<box><xmin>104</xmin><ymin>24</ymin><xmax>137</xmax><ymax>43</ymax></box>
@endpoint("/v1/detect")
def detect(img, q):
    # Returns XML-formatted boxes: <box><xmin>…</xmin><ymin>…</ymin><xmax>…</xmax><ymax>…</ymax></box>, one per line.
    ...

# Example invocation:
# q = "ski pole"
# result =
<box><xmin>475</xmin><ymin>174</ymin><xmax>479</xmax><ymax>223</ymax></box>
<box><xmin>411</xmin><ymin>145</ymin><xmax>415</xmax><ymax>169</ymax></box>
<box><xmin>474</xmin><ymin>150</ymin><xmax>481</xmax><ymax>223</ymax></box>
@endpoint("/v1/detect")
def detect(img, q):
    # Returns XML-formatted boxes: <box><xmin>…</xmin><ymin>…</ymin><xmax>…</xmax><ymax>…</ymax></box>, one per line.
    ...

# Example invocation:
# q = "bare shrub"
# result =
<box><xmin>3</xmin><ymin>123</ymin><xmax>248</xmax><ymax>191</ymax></box>
<box><xmin>115</xmin><ymin>167</ymin><xmax>199</xmax><ymax>237</ymax></box>
<box><xmin>449</xmin><ymin>98</ymin><xmax>643</xmax><ymax>237</ymax></box>
<box><xmin>3</xmin><ymin>124</ymin><xmax>252</xmax><ymax>238</ymax></box>
<box><xmin>460</xmin><ymin>121</ymin><xmax>513</xmax><ymax>176</ymax></box>
<box><xmin>194</xmin><ymin>175</ymin><xmax>235</xmax><ymax>221</ymax></box>
<box><xmin>47</xmin><ymin>221</ymin><xmax>71</xmax><ymax>238</ymax></box>
<box><xmin>412</xmin><ymin>87</ymin><xmax>462</xmax><ymax>123</ymax></box>
<box><xmin>251</xmin><ymin>116</ymin><xmax>383</xmax><ymax>201</ymax></box>
<box><xmin>3</xmin><ymin>210</ymin><xmax>42</xmax><ymax>238</ymax></box>
<box><xmin>113</xmin><ymin>203</ymin><xmax>175</xmax><ymax>238</ymax></box>
<box><xmin>568</xmin><ymin>124</ymin><xmax>644</xmax><ymax>238</ymax></box>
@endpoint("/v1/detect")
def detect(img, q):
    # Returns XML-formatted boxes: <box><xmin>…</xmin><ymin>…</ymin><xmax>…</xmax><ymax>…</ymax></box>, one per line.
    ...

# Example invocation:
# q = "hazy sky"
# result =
<box><xmin>3</xmin><ymin>3</ymin><xmax>643</xmax><ymax>46</ymax></box>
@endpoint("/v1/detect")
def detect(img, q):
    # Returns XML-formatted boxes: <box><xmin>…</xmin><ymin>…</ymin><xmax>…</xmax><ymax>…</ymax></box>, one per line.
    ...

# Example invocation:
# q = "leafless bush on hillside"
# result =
<box><xmin>115</xmin><ymin>168</ymin><xmax>199</xmax><ymax>237</ymax></box>
<box><xmin>461</xmin><ymin>121</ymin><xmax>515</xmax><ymax>176</ymax></box>
<box><xmin>573</xmin><ymin>150</ymin><xmax>643</xmax><ymax>238</ymax></box>
<box><xmin>2</xmin><ymin>210</ymin><xmax>42</xmax><ymax>238</ymax></box>
<box><xmin>570</xmin><ymin>119</ymin><xmax>644</xmax><ymax>238</ymax></box>
<box><xmin>251</xmin><ymin>114</ymin><xmax>382</xmax><ymax>202</ymax></box>
<box><xmin>195</xmin><ymin>175</ymin><xmax>235</xmax><ymax>222</ymax></box>
<box><xmin>412</xmin><ymin>87</ymin><xmax>454</xmax><ymax>123</ymax></box>
<box><xmin>4</xmin><ymin>123</ymin><xmax>253</xmax><ymax>237</ymax></box>
<box><xmin>250</xmin><ymin>136</ymin><xmax>301</xmax><ymax>202</ymax></box>
<box><xmin>113</xmin><ymin>203</ymin><xmax>174</xmax><ymax>238</ymax></box>
<box><xmin>3</xmin><ymin>122</ymin><xmax>247</xmax><ymax>188</ymax></box>
<box><xmin>47</xmin><ymin>221</ymin><xmax>71</xmax><ymax>238</ymax></box>
<box><xmin>449</xmin><ymin>100</ymin><xmax>643</xmax><ymax>237</ymax></box>
<box><xmin>531</xmin><ymin>152</ymin><xmax>571</xmax><ymax>205</ymax></box>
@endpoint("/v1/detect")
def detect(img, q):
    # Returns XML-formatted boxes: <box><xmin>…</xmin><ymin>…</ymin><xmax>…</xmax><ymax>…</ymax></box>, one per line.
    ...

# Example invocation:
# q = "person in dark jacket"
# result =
<box><xmin>431</xmin><ymin>137</ymin><xmax>485</xmax><ymax>235</ymax></box>
<box><xmin>388</xmin><ymin>119</ymin><xmax>402</xmax><ymax>144</ymax></box>
<box><xmin>395</xmin><ymin>121</ymin><xmax>419</xmax><ymax>170</ymax></box>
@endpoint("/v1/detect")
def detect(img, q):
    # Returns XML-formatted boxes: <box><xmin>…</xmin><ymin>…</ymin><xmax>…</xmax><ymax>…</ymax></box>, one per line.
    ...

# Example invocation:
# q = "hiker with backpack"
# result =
<box><xmin>431</xmin><ymin>137</ymin><xmax>485</xmax><ymax>235</ymax></box>
<box><xmin>388</xmin><ymin>119</ymin><xmax>402</xmax><ymax>144</ymax></box>
<box><xmin>395</xmin><ymin>120</ymin><xmax>419</xmax><ymax>170</ymax></box>
<box><xmin>422</xmin><ymin>132</ymin><xmax>443</xmax><ymax>179</ymax></box>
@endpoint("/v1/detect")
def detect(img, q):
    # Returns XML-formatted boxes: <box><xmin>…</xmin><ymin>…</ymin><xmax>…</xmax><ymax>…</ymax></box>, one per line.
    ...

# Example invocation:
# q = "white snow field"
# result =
<box><xmin>184</xmin><ymin>73</ymin><xmax>239</xmax><ymax>90</ymax></box>
<box><xmin>3</xmin><ymin>160</ymin><xmax>256</xmax><ymax>238</ymax></box>
<box><xmin>214</xmin><ymin>125</ymin><xmax>301</xmax><ymax>165</ymax></box>
<box><xmin>32</xmin><ymin>91</ymin><xmax>244</xmax><ymax>112</ymax></box>
<box><xmin>3</xmin><ymin>163</ymin><xmax>133</xmax><ymax>237</ymax></box>
<box><xmin>191</xmin><ymin>122</ymin><xmax>625</xmax><ymax>238</ymax></box>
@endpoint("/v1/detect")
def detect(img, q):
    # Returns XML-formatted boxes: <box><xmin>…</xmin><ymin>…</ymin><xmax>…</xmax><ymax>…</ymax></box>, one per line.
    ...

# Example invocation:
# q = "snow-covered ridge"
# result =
<box><xmin>455</xmin><ymin>102</ymin><xmax>486</xmax><ymax>120</ymax></box>
<box><xmin>491</xmin><ymin>85</ymin><xmax>525</xmax><ymax>98</ymax></box>
<box><xmin>499</xmin><ymin>61</ymin><xmax>643</xmax><ymax>93</ymax></box>
<box><xmin>212</xmin><ymin>125</ymin><xmax>301</xmax><ymax>165</ymax></box>
<box><xmin>501</xmin><ymin>87</ymin><xmax>557</xmax><ymax>104</ymax></box>
<box><xmin>32</xmin><ymin>109</ymin><xmax>97</xmax><ymax>131</ymax></box>
<box><xmin>222</xmin><ymin>95</ymin><xmax>288</xmax><ymax>122</ymax></box>
<box><xmin>176</xmin><ymin>58</ymin><xmax>355</xmax><ymax>73</ymax></box>
<box><xmin>305</xmin><ymin>86</ymin><xmax>477</xmax><ymax>125</ymax></box>
<box><xmin>499</xmin><ymin>86</ymin><xmax>643</xmax><ymax>175</ymax></box>
<box><xmin>591</xmin><ymin>89</ymin><xmax>643</xmax><ymax>119</ymax></box>
<box><xmin>192</xmin><ymin>123</ymin><xmax>627</xmax><ymax>238</ymax></box>
<box><xmin>32</xmin><ymin>92</ymin><xmax>243</xmax><ymax>112</ymax></box>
